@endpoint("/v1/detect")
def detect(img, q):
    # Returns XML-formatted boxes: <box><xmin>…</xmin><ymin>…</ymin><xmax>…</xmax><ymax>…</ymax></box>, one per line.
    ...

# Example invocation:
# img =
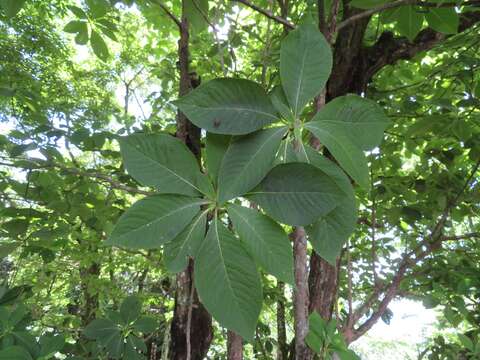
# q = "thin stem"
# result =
<box><xmin>232</xmin><ymin>0</ymin><xmax>295</xmax><ymax>29</ymax></box>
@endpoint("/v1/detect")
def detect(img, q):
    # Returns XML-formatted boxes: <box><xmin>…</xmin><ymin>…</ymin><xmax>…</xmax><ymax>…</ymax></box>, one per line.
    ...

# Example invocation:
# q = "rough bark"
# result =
<box><xmin>227</xmin><ymin>331</ymin><xmax>243</xmax><ymax>360</ymax></box>
<box><xmin>308</xmin><ymin>254</ymin><xmax>339</xmax><ymax>319</ymax></box>
<box><xmin>170</xmin><ymin>3</ymin><xmax>213</xmax><ymax>359</ymax></box>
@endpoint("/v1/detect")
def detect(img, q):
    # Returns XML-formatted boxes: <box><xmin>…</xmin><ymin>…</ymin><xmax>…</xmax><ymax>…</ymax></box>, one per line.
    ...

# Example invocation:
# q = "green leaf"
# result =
<box><xmin>119</xmin><ymin>133</ymin><xmax>210</xmax><ymax>197</ymax></box>
<box><xmin>218</xmin><ymin>127</ymin><xmax>287</xmax><ymax>203</ymax></box>
<box><xmin>97</xmin><ymin>23</ymin><xmax>118</xmax><ymax>42</ymax></box>
<box><xmin>269</xmin><ymin>86</ymin><xmax>294</xmax><ymax>121</ymax></box>
<box><xmin>337</xmin><ymin>349</ymin><xmax>361</xmax><ymax>360</ymax></box>
<box><xmin>84</xmin><ymin>318</ymin><xmax>120</xmax><ymax>339</ymax></box>
<box><xmin>194</xmin><ymin>217</ymin><xmax>262</xmax><ymax>341</ymax></box>
<box><xmin>164</xmin><ymin>210</ymin><xmax>208</xmax><ymax>273</ymax></box>
<box><xmin>0</xmin><ymin>346</ymin><xmax>32</xmax><ymax>360</ymax></box>
<box><xmin>205</xmin><ymin>133</ymin><xmax>231</xmax><ymax>186</ymax></box>
<box><xmin>228</xmin><ymin>204</ymin><xmax>294</xmax><ymax>284</ymax></box>
<box><xmin>309</xmin><ymin>94</ymin><xmax>390</xmax><ymax>150</ymax></box>
<box><xmin>379</xmin><ymin>7</ymin><xmax>399</xmax><ymax>23</ymax></box>
<box><xmin>75</xmin><ymin>25</ymin><xmax>89</xmax><ymax>45</ymax></box>
<box><xmin>120</xmin><ymin>296</ymin><xmax>142</xmax><ymax>324</ymax></box>
<box><xmin>39</xmin><ymin>335</ymin><xmax>65</xmax><ymax>358</ymax></box>
<box><xmin>0</xmin><ymin>0</ymin><xmax>26</xmax><ymax>18</ymax></box>
<box><xmin>12</xmin><ymin>332</ymin><xmax>40</xmax><ymax>358</ymax></box>
<box><xmin>458</xmin><ymin>334</ymin><xmax>474</xmax><ymax>351</ymax></box>
<box><xmin>106</xmin><ymin>195</ymin><xmax>204</xmax><ymax>249</ymax></box>
<box><xmin>301</xmin><ymin>148</ymin><xmax>357</xmax><ymax>265</ymax></box>
<box><xmin>280</xmin><ymin>23</ymin><xmax>332</xmax><ymax>117</ymax></box>
<box><xmin>425</xmin><ymin>7</ymin><xmax>459</xmax><ymax>34</ymax></box>
<box><xmin>0</xmin><ymin>242</ymin><xmax>18</xmax><ymax>259</ymax></box>
<box><xmin>84</xmin><ymin>318</ymin><xmax>124</xmax><ymax>357</ymax></box>
<box><xmin>308</xmin><ymin>202</ymin><xmax>356</xmax><ymax>265</ymax></box>
<box><xmin>184</xmin><ymin>0</ymin><xmax>209</xmax><ymax>33</ymax></box>
<box><xmin>305</xmin><ymin>122</ymin><xmax>369</xmax><ymax>188</ymax></box>
<box><xmin>247</xmin><ymin>163</ymin><xmax>343</xmax><ymax>226</ymax></box>
<box><xmin>67</xmin><ymin>5</ymin><xmax>88</xmax><ymax>18</ymax></box>
<box><xmin>174</xmin><ymin>78</ymin><xmax>278</xmax><ymax>135</ymax></box>
<box><xmin>124</xmin><ymin>337</ymin><xmax>143</xmax><ymax>360</ymax></box>
<box><xmin>305</xmin><ymin>312</ymin><xmax>327</xmax><ymax>354</ymax></box>
<box><xmin>64</xmin><ymin>20</ymin><xmax>87</xmax><ymax>34</ymax></box>
<box><xmin>90</xmin><ymin>30</ymin><xmax>109</xmax><ymax>61</ymax></box>
<box><xmin>103</xmin><ymin>331</ymin><xmax>124</xmax><ymax>359</ymax></box>
<box><xmin>9</xmin><ymin>304</ymin><xmax>29</xmax><ymax>326</ymax></box>
<box><xmin>0</xmin><ymin>86</ymin><xmax>15</xmax><ymax>97</ymax></box>
<box><xmin>396</xmin><ymin>6</ymin><xmax>424</xmax><ymax>42</ymax></box>
<box><xmin>86</xmin><ymin>0</ymin><xmax>109</xmax><ymax>19</ymax></box>
<box><xmin>132</xmin><ymin>316</ymin><xmax>157</xmax><ymax>334</ymax></box>
<box><xmin>0</xmin><ymin>286</ymin><xmax>31</xmax><ymax>306</ymax></box>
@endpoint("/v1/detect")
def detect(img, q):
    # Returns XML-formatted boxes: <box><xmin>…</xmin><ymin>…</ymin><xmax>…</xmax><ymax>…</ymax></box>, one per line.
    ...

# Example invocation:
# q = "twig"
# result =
<box><xmin>232</xmin><ymin>0</ymin><xmax>295</xmax><ymax>29</ymax></box>
<box><xmin>150</xmin><ymin>0</ymin><xmax>182</xmax><ymax>29</ymax></box>
<box><xmin>0</xmin><ymin>159</ymin><xmax>154</xmax><ymax>196</ymax></box>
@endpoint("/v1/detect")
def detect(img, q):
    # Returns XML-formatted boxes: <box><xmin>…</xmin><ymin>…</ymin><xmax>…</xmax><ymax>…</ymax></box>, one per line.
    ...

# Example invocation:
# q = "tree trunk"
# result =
<box><xmin>306</xmin><ymin>3</ymin><xmax>372</xmax><ymax>329</ymax></box>
<box><xmin>170</xmin><ymin>3</ymin><xmax>213</xmax><ymax>359</ymax></box>
<box><xmin>308</xmin><ymin>254</ymin><xmax>339</xmax><ymax>319</ymax></box>
<box><xmin>227</xmin><ymin>331</ymin><xmax>243</xmax><ymax>360</ymax></box>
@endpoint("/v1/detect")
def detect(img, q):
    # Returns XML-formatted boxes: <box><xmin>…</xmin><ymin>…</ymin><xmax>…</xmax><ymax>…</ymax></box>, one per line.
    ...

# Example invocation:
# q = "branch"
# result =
<box><xmin>356</xmin><ymin>11</ymin><xmax>480</xmax><ymax>94</ymax></box>
<box><xmin>346</xmin><ymin>159</ymin><xmax>480</xmax><ymax>343</ymax></box>
<box><xmin>150</xmin><ymin>0</ymin><xmax>181</xmax><ymax>29</ymax></box>
<box><xmin>337</xmin><ymin>0</ymin><xmax>480</xmax><ymax>32</ymax></box>
<box><xmin>56</xmin><ymin>165</ymin><xmax>154</xmax><ymax>196</ymax></box>
<box><xmin>0</xmin><ymin>159</ymin><xmax>153</xmax><ymax>196</ymax></box>
<box><xmin>326</xmin><ymin>0</ymin><xmax>341</xmax><ymax>41</ymax></box>
<box><xmin>232</xmin><ymin>0</ymin><xmax>295</xmax><ymax>29</ymax></box>
<box><xmin>442</xmin><ymin>232</ymin><xmax>480</xmax><ymax>241</ymax></box>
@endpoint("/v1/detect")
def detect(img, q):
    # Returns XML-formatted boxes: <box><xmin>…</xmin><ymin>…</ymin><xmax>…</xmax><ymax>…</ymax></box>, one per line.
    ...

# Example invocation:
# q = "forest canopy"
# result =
<box><xmin>0</xmin><ymin>0</ymin><xmax>479</xmax><ymax>359</ymax></box>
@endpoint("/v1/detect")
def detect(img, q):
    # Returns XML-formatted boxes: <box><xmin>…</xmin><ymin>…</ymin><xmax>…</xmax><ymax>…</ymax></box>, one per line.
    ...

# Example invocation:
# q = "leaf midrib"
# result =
<box><xmin>212</xmin><ymin>218</ymin><xmax>245</xmax><ymax>328</ymax></box>
<box><xmin>119</xmin><ymin>200</ymin><xmax>205</xmax><ymax>240</ymax></box>
<box><xmin>219</xmin><ymin>127</ymin><xmax>286</xmax><ymax>202</ymax></box>
<box><xmin>185</xmin><ymin>103</ymin><xmax>278</xmax><ymax>121</ymax></box>
<box><xmin>127</xmin><ymin>142</ymin><xmax>202</xmax><ymax>194</ymax></box>
<box><xmin>173</xmin><ymin>210</ymin><xmax>209</xmax><ymax>257</ymax></box>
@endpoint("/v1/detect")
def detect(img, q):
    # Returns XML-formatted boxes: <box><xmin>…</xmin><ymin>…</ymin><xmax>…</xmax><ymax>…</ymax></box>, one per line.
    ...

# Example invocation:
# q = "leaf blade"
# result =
<box><xmin>119</xmin><ymin>133</ymin><xmax>208</xmax><ymax>196</ymax></box>
<box><xmin>164</xmin><ymin>210</ymin><xmax>208</xmax><ymax>273</ymax></box>
<box><xmin>218</xmin><ymin>127</ymin><xmax>287</xmax><ymax>203</ymax></box>
<box><xmin>228</xmin><ymin>204</ymin><xmax>294</xmax><ymax>283</ymax></box>
<box><xmin>247</xmin><ymin>163</ymin><xmax>343</xmax><ymax>226</ymax></box>
<box><xmin>194</xmin><ymin>217</ymin><xmax>262</xmax><ymax>341</ymax></box>
<box><xmin>305</xmin><ymin>122</ymin><xmax>369</xmax><ymax>188</ymax></box>
<box><xmin>280</xmin><ymin>23</ymin><xmax>332</xmax><ymax>117</ymax></box>
<box><xmin>175</xmin><ymin>78</ymin><xmax>278</xmax><ymax>135</ymax></box>
<box><xmin>106</xmin><ymin>195</ymin><xmax>204</xmax><ymax>249</ymax></box>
